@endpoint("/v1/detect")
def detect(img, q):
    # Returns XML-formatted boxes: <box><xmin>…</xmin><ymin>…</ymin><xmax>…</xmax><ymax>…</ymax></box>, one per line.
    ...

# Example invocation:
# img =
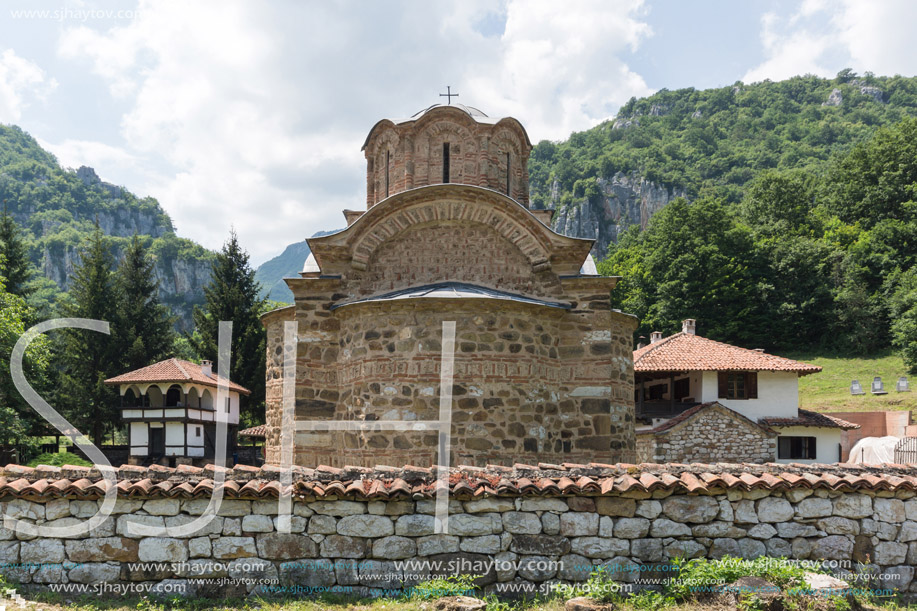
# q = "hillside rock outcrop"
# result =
<box><xmin>550</xmin><ymin>172</ymin><xmax>686</xmax><ymax>257</ymax></box>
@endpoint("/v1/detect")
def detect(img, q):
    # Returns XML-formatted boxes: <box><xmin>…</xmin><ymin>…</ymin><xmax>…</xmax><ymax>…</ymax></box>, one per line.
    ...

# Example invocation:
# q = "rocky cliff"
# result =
<box><xmin>550</xmin><ymin>172</ymin><xmax>686</xmax><ymax>257</ymax></box>
<box><xmin>0</xmin><ymin>123</ymin><xmax>214</xmax><ymax>330</ymax></box>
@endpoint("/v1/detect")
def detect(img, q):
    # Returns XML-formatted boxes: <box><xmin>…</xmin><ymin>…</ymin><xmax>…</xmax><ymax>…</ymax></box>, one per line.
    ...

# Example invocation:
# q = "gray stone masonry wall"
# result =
<box><xmin>1</xmin><ymin>487</ymin><xmax>915</xmax><ymax>599</ymax></box>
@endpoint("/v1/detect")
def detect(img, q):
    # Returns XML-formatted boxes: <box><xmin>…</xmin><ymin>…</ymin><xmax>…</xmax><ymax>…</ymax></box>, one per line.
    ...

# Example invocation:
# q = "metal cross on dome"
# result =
<box><xmin>439</xmin><ymin>86</ymin><xmax>459</xmax><ymax>104</ymax></box>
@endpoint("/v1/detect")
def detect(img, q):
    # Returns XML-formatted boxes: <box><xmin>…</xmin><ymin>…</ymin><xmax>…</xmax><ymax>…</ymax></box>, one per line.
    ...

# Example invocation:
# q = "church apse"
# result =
<box><xmin>262</xmin><ymin>103</ymin><xmax>637</xmax><ymax>468</ymax></box>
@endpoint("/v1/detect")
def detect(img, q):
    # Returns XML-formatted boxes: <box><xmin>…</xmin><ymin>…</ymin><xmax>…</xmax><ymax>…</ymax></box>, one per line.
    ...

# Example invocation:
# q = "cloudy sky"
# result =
<box><xmin>1</xmin><ymin>0</ymin><xmax>916</xmax><ymax>265</ymax></box>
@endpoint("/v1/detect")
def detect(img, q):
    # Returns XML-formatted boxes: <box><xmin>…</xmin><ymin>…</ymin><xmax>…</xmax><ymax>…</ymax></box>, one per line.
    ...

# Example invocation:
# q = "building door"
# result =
<box><xmin>150</xmin><ymin>427</ymin><xmax>165</xmax><ymax>457</ymax></box>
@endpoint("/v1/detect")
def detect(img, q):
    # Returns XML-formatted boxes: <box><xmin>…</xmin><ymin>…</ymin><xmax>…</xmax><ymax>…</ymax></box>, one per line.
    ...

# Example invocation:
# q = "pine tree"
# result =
<box><xmin>191</xmin><ymin>230</ymin><xmax>266</xmax><ymax>423</ymax></box>
<box><xmin>0</xmin><ymin>206</ymin><xmax>33</xmax><ymax>297</ymax></box>
<box><xmin>115</xmin><ymin>235</ymin><xmax>175</xmax><ymax>371</ymax></box>
<box><xmin>60</xmin><ymin>223</ymin><xmax>119</xmax><ymax>446</ymax></box>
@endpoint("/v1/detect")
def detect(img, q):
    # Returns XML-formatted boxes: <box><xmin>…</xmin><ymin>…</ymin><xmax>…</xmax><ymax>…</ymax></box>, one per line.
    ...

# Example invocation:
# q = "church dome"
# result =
<box><xmin>362</xmin><ymin>101</ymin><xmax>532</xmax><ymax>208</ymax></box>
<box><xmin>409</xmin><ymin>103</ymin><xmax>493</xmax><ymax>123</ymax></box>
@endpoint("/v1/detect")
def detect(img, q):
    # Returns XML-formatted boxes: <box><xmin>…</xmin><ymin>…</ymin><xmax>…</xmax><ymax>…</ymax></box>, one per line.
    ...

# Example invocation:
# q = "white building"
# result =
<box><xmin>105</xmin><ymin>358</ymin><xmax>250</xmax><ymax>466</ymax></box>
<box><xmin>634</xmin><ymin>319</ymin><xmax>859</xmax><ymax>464</ymax></box>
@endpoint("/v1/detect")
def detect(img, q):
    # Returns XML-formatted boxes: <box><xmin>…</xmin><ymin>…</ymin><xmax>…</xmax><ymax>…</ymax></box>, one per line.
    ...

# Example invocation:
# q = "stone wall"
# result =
<box><xmin>637</xmin><ymin>403</ymin><xmax>777</xmax><ymax>464</ymax></box>
<box><xmin>2</xmin><ymin>464</ymin><xmax>916</xmax><ymax>599</ymax></box>
<box><xmin>264</xmin><ymin>296</ymin><xmax>637</xmax><ymax>468</ymax></box>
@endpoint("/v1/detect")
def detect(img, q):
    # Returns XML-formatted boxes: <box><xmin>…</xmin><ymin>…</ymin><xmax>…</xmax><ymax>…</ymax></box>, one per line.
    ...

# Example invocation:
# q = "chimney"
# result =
<box><xmin>682</xmin><ymin>319</ymin><xmax>696</xmax><ymax>335</ymax></box>
<box><xmin>201</xmin><ymin>360</ymin><xmax>213</xmax><ymax>377</ymax></box>
<box><xmin>650</xmin><ymin>331</ymin><xmax>663</xmax><ymax>344</ymax></box>
<box><xmin>636</xmin><ymin>335</ymin><xmax>647</xmax><ymax>350</ymax></box>
<box><xmin>753</xmin><ymin>348</ymin><xmax>765</xmax><ymax>353</ymax></box>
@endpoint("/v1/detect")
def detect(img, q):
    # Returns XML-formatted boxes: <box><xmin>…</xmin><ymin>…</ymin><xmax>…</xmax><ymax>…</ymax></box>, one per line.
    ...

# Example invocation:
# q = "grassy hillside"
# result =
<box><xmin>789</xmin><ymin>352</ymin><xmax>915</xmax><ymax>412</ymax></box>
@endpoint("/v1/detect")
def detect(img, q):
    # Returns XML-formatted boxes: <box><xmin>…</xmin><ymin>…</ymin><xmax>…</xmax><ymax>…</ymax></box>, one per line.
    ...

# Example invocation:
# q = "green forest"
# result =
<box><xmin>529</xmin><ymin>71</ymin><xmax>917</xmax><ymax>371</ymax></box>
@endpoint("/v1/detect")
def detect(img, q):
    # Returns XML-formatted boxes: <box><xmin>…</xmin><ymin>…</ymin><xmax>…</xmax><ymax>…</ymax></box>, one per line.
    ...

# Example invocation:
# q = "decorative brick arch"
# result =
<box><xmin>339</xmin><ymin>186</ymin><xmax>557</xmax><ymax>271</ymax></box>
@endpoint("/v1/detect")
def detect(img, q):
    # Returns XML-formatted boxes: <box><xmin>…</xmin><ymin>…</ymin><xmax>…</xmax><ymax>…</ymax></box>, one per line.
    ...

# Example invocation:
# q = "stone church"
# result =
<box><xmin>261</xmin><ymin>102</ymin><xmax>637</xmax><ymax>468</ymax></box>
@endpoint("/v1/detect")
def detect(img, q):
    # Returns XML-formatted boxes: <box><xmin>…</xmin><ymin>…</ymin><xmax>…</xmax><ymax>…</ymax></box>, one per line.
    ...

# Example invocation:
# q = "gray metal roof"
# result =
<box><xmin>329</xmin><ymin>282</ymin><xmax>571</xmax><ymax>311</ymax></box>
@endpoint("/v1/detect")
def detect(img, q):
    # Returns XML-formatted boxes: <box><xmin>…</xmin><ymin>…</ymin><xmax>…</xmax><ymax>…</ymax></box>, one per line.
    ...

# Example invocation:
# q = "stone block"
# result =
<box><xmin>502</xmin><ymin>512</ymin><xmax>542</xmax><ymax>535</ymax></box>
<box><xmin>875</xmin><ymin>498</ymin><xmax>906</xmax><ymax>523</ymax></box>
<box><xmin>257</xmin><ymin>532</ymin><xmax>318</xmax><ymax>559</ymax></box>
<box><xmin>139</xmin><ymin>537</ymin><xmax>188</xmax><ymax>562</ymax></box>
<box><xmin>630</xmin><ymin>538</ymin><xmax>664</xmax><ymax>562</ymax></box>
<box><xmin>570</xmin><ymin>536</ymin><xmax>629</xmax><ymax>559</ymax></box>
<box><xmin>796</xmin><ymin>497</ymin><xmax>832</xmax><ymax>518</ymax></box>
<box><xmin>662</xmin><ymin>496</ymin><xmax>719</xmax><ymax>523</ymax></box>
<box><xmin>417</xmin><ymin>534</ymin><xmax>460</xmax><ymax>556</ymax></box>
<box><xmin>874</xmin><ymin>541</ymin><xmax>908</xmax><ymax>565</ymax></box>
<box><xmin>595</xmin><ymin>498</ymin><xmax>635</xmax><ymax>517</ymax></box>
<box><xmin>650</xmin><ymin>519</ymin><xmax>691</xmax><ymax>537</ymax></box>
<box><xmin>612</xmin><ymin>518</ymin><xmax>650</xmax><ymax>539</ymax></box>
<box><xmin>817</xmin><ymin>517</ymin><xmax>859</xmax><ymax>535</ymax></box>
<box><xmin>756</xmin><ymin>497</ymin><xmax>793</xmax><ymax>523</ymax></box>
<box><xmin>509</xmin><ymin>534</ymin><xmax>571</xmax><ymax>556</ymax></box>
<box><xmin>559</xmin><ymin>512</ymin><xmax>598</xmax><ymax>537</ymax></box>
<box><xmin>321</xmin><ymin>535</ymin><xmax>367</xmax><ymax>558</ymax></box>
<box><xmin>65</xmin><ymin>537</ymin><xmax>139</xmax><ymax>562</ymax></box>
<box><xmin>189</xmin><ymin>536</ymin><xmax>211</xmax><ymax>558</ymax></box>
<box><xmin>337</xmin><ymin>514</ymin><xmax>394</xmax><ymax>537</ymax></box>
<box><xmin>517</xmin><ymin>555</ymin><xmax>557</xmax><ymax>581</ymax></box>
<box><xmin>67</xmin><ymin>562</ymin><xmax>121</xmax><ymax>584</ymax></box>
<box><xmin>241</xmin><ymin>514</ymin><xmax>274</xmax><ymax>533</ymax></box>
<box><xmin>142</xmin><ymin>499</ymin><xmax>181</xmax><ymax>516</ymax></box>
<box><xmin>832</xmin><ymin>494</ymin><xmax>872</xmax><ymax>519</ymax></box>
<box><xmin>812</xmin><ymin>535</ymin><xmax>853</xmax><ymax>560</ymax></box>
<box><xmin>211</xmin><ymin>536</ymin><xmax>256</xmax><ymax>559</ymax></box>
<box><xmin>635</xmin><ymin>500</ymin><xmax>662</xmax><ymax>519</ymax></box>
<box><xmin>20</xmin><ymin>539</ymin><xmax>64</xmax><ymax>563</ymax></box>
<box><xmin>542</xmin><ymin>512</ymin><xmax>560</xmax><ymax>535</ymax></box>
<box><xmin>459</xmin><ymin>535</ymin><xmax>501</xmax><ymax>555</ymax></box>
<box><xmin>308</xmin><ymin>500</ymin><xmax>367</xmax><ymax>516</ymax></box>
<box><xmin>521</xmin><ymin>498</ymin><xmax>569</xmax><ymax>512</ymax></box>
<box><xmin>374</xmin><ymin>535</ymin><xmax>417</xmax><ymax>559</ymax></box>
<box><xmin>395</xmin><ymin>514</ymin><xmax>435</xmax><ymax>536</ymax></box>
<box><xmin>464</xmin><ymin>498</ymin><xmax>515</xmax><ymax>513</ymax></box>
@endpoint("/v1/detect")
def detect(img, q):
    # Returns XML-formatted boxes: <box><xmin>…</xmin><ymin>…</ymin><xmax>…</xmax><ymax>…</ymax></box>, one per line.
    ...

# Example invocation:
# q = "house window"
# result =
<box><xmin>778</xmin><ymin>436</ymin><xmax>816</xmax><ymax>460</ymax></box>
<box><xmin>442</xmin><ymin>143</ymin><xmax>450</xmax><ymax>183</ymax></box>
<box><xmin>717</xmin><ymin>372</ymin><xmax>758</xmax><ymax>400</ymax></box>
<box><xmin>225</xmin><ymin>398</ymin><xmax>230</xmax><ymax>413</ymax></box>
<box><xmin>195</xmin><ymin>426</ymin><xmax>201</xmax><ymax>437</ymax></box>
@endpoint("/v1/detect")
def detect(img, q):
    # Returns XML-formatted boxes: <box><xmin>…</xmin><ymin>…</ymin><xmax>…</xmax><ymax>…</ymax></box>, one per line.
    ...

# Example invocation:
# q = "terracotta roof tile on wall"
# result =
<box><xmin>239</xmin><ymin>424</ymin><xmax>267</xmax><ymax>438</ymax></box>
<box><xmin>634</xmin><ymin>333</ymin><xmax>822</xmax><ymax>375</ymax></box>
<box><xmin>761</xmin><ymin>409</ymin><xmax>861</xmax><ymax>430</ymax></box>
<box><xmin>104</xmin><ymin>358</ymin><xmax>250</xmax><ymax>395</ymax></box>
<box><xmin>1</xmin><ymin>461</ymin><xmax>916</xmax><ymax>501</ymax></box>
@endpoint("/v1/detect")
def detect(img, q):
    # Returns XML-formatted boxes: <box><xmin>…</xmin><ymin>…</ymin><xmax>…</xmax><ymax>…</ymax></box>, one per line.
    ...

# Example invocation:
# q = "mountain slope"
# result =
<box><xmin>530</xmin><ymin>72</ymin><xmax>917</xmax><ymax>256</ymax></box>
<box><xmin>0</xmin><ymin>124</ymin><xmax>213</xmax><ymax>328</ymax></box>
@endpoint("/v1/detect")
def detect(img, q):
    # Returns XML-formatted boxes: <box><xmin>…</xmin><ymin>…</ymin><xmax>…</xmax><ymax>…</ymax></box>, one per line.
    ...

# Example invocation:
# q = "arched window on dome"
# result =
<box><xmin>505</xmin><ymin>152</ymin><xmax>511</xmax><ymax>197</ymax></box>
<box><xmin>442</xmin><ymin>142</ymin><xmax>450</xmax><ymax>184</ymax></box>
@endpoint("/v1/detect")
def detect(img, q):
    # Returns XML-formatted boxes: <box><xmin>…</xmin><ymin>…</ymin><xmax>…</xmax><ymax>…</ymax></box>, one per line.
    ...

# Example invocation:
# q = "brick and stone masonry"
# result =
<box><xmin>1</xmin><ymin>462</ymin><xmax>915</xmax><ymax>599</ymax></box>
<box><xmin>261</xmin><ymin>103</ymin><xmax>640</xmax><ymax>469</ymax></box>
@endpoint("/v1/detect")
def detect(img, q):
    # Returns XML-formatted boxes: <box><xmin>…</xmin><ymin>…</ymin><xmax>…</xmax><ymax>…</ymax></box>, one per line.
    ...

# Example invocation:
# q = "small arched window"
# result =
<box><xmin>442</xmin><ymin>143</ymin><xmax>450</xmax><ymax>184</ymax></box>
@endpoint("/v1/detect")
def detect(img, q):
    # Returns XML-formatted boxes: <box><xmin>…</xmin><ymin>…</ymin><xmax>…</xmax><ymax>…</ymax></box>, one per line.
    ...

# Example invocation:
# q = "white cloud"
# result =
<box><xmin>52</xmin><ymin>0</ymin><xmax>654</xmax><ymax>263</ymax></box>
<box><xmin>743</xmin><ymin>0</ymin><xmax>917</xmax><ymax>84</ymax></box>
<box><xmin>0</xmin><ymin>49</ymin><xmax>56</xmax><ymax>122</ymax></box>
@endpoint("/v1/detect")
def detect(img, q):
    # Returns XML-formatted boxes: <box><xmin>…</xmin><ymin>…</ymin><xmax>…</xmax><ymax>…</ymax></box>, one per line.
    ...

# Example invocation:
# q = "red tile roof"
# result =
<box><xmin>239</xmin><ymin>424</ymin><xmax>267</xmax><ymax>438</ymax></box>
<box><xmin>1</xmin><ymin>461</ymin><xmax>915</xmax><ymax>500</ymax></box>
<box><xmin>634</xmin><ymin>333</ymin><xmax>822</xmax><ymax>375</ymax></box>
<box><xmin>761</xmin><ymin>409</ymin><xmax>861</xmax><ymax>430</ymax></box>
<box><xmin>104</xmin><ymin>358</ymin><xmax>250</xmax><ymax>395</ymax></box>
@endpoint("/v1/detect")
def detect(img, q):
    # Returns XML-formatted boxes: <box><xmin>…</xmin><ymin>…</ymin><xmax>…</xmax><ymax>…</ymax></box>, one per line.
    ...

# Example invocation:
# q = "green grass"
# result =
<box><xmin>26</xmin><ymin>450</ymin><xmax>93</xmax><ymax>468</ymax></box>
<box><xmin>785</xmin><ymin>351</ymin><xmax>916</xmax><ymax>413</ymax></box>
